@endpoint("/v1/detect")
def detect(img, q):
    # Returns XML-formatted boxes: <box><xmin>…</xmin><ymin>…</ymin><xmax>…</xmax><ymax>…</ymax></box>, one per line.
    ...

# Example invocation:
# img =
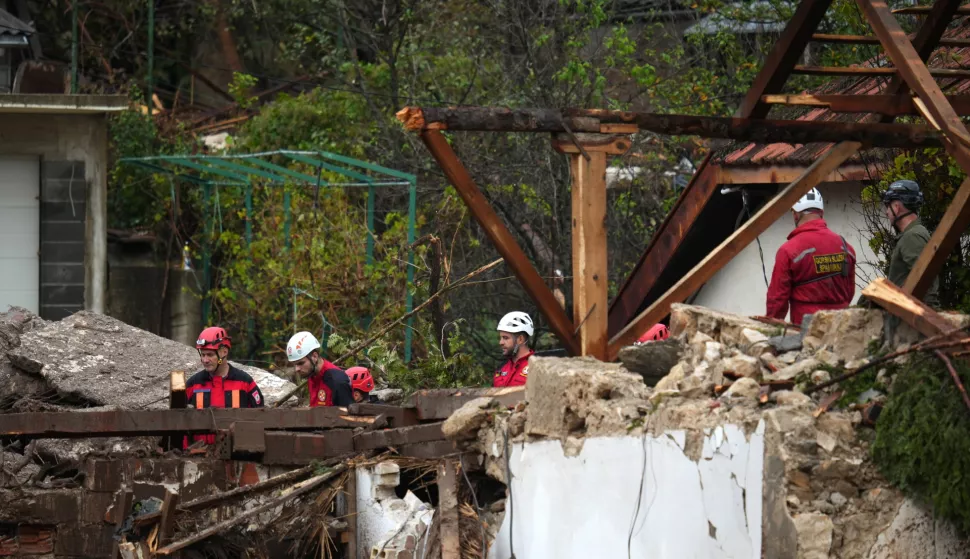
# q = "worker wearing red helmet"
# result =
<box><xmin>185</xmin><ymin>326</ymin><xmax>265</xmax><ymax>446</ymax></box>
<box><xmin>347</xmin><ymin>367</ymin><xmax>379</xmax><ymax>403</ymax></box>
<box><xmin>766</xmin><ymin>188</ymin><xmax>856</xmax><ymax>327</ymax></box>
<box><xmin>286</xmin><ymin>331</ymin><xmax>353</xmax><ymax>407</ymax></box>
<box><xmin>494</xmin><ymin>311</ymin><xmax>534</xmax><ymax>388</ymax></box>
<box><xmin>636</xmin><ymin>324</ymin><xmax>669</xmax><ymax>344</ymax></box>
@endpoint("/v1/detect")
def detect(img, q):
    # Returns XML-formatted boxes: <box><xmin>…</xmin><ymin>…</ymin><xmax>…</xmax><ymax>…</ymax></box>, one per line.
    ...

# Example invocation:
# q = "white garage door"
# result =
<box><xmin>0</xmin><ymin>156</ymin><xmax>40</xmax><ymax>313</ymax></box>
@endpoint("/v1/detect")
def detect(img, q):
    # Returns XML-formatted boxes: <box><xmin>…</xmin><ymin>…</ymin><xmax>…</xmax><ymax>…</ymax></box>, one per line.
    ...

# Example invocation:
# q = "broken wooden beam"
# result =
<box><xmin>399</xmin><ymin>107</ymin><xmax>945</xmax><ymax>148</ymax></box>
<box><xmin>811</xmin><ymin>33</ymin><xmax>970</xmax><ymax>47</ymax></box>
<box><xmin>0</xmin><ymin>408</ymin><xmax>376</xmax><ymax>438</ymax></box>
<box><xmin>347</xmin><ymin>403</ymin><xmax>419</xmax><ymax>427</ymax></box>
<box><xmin>437</xmin><ymin>460</ymin><xmax>461</xmax><ymax>559</ymax></box>
<box><xmin>158</xmin><ymin>489</ymin><xmax>180</xmax><ymax>546</ymax></box>
<box><xmin>407</xmin><ymin>387</ymin><xmax>525</xmax><ymax>420</ymax></box>
<box><xmin>154</xmin><ymin>464</ymin><xmax>348</xmax><ymax>555</ymax></box>
<box><xmin>860</xmin><ymin>278</ymin><xmax>963</xmax><ymax>337</ymax></box>
<box><xmin>262</xmin><ymin>431</ymin><xmax>356</xmax><ymax>465</ymax></box>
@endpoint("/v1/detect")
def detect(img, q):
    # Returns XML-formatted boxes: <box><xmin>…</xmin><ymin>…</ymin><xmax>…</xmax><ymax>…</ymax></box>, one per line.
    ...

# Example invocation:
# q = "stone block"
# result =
<box><xmin>373</xmin><ymin>462</ymin><xmax>401</xmax><ymax>476</ymax></box>
<box><xmin>669</xmin><ymin>304</ymin><xmax>774</xmax><ymax>345</ymax></box>
<box><xmin>793</xmin><ymin>512</ymin><xmax>833</xmax><ymax>559</ymax></box>
<box><xmin>616</xmin><ymin>338</ymin><xmax>684</xmax><ymax>384</ymax></box>
<box><xmin>442</xmin><ymin>397</ymin><xmax>496</xmax><ymax>440</ymax></box>
<box><xmin>804</xmin><ymin>309</ymin><xmax>884</xmax><ymax>361</ymax></box>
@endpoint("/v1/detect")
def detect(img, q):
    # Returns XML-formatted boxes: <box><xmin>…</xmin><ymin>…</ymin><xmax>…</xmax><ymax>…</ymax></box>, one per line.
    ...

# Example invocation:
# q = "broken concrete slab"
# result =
<box><xmin>803</xmin><ymin>309</ymin><xmax>884</xmax><ymax>362</ymax></box>
<box><xmin>617</xmin><ymin>338</ymin><xmax>684</xmax><ymax>385</ymax></box>
<box><xmin>7</xmin><ymin>312</ymin><xmax>295</xmax><ymax>409</ymax></box>
<box><xmin>669</xmin><ymin>304</ymin><xmax>775</xmax><ymax>346</ymax></box>
<box><xmin>442</xmin><ymin>397</ymin><xmax>498</xmax><ymax>440</ymax></box>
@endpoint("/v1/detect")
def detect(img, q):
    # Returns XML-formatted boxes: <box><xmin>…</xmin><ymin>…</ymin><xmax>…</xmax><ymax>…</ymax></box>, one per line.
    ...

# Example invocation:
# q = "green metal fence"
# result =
<box><xmin>121</xmin><ymin>150</ymin><xmax>418</xmax><ymax>362</ymax></box>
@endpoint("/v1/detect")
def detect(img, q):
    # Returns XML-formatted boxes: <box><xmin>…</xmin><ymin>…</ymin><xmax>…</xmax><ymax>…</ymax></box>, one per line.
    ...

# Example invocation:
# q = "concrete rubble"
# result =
<box><xmin>443</xmin><ymin>303</ymin><xmax>970</xmax><ymax>558</ymax></box>
<box><xmin>356</xmin><ymin>461</ymin><xmax>435</xmax><ymax>559</ymax></box>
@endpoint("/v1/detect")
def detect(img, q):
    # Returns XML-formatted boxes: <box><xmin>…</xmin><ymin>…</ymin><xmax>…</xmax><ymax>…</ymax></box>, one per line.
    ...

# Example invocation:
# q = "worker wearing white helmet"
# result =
<box><xmin>766</xmin><ymin>188</ymin><xmax>856</xmax><ymax>327</ymax></box>
<box><xmin>286</xmin><ymin>331</ymin><xmax>353</xmax><ymax>407</ymax></box>
<box><xmin>494</xmin><ymin>311</ymin><xmax>535</xmax><ymax>387</ymax></box>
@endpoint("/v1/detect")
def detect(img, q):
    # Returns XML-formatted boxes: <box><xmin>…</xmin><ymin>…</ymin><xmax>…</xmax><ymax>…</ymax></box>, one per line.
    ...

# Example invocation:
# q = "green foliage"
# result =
<box><xmin>872</xmin><ymin>354</ymin><xmax>970</xmax><ymax>533</ymax></box>
<box><xmin>229</xmin><ymin>73</ymin><xmax>259</xmax><ymax>109</ymax></box>
<box><xmin>860</xmin><ymin>148</ymin><xmax>970</xmax><ymax>312</ymax></box>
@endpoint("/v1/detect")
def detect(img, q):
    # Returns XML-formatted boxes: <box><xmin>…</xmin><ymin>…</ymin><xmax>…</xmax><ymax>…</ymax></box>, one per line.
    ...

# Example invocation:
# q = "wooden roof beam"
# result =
<box><xmin>792</xmin><ymin>65</ymin><xmax>970</xmax><ymax>78</ymax></box>
<box><xmin>760</xmin><ymin>93</ymin><xmax>970</xmax><ymax>115</ymax></box>
<box><xmin>892</xmin><ymin>4</ymin><xmax>970</xmax><ymax>14</ymax></box>
<box><xmin>811</xmin><ymin>33</ymin><xmax>970</xmax><ymax>47</ymax></box>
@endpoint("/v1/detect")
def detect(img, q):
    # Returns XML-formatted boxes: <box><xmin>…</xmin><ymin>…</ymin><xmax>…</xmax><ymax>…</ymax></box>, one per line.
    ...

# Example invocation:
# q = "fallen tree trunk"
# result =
<box><xmin>396</xmin><ymin>106</ymin><xmax>944</xmax><ymax>148</ymax></box>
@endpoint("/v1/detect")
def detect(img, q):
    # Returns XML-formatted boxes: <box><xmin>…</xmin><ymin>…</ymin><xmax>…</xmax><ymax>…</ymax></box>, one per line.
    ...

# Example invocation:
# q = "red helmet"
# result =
<box><xmin>636</xmin><ymin>324</ymin><xmax>669</xmax><ymax>344</ymax></box>
<box><xmin>196</xmin><ymin>326</ymin><xmax>231</xmax><ymax>351</ymax></box>
<box><xmin>347</xmin><ymin>366</ymin><xmax>374</xmax><ymax>393</ymax></box>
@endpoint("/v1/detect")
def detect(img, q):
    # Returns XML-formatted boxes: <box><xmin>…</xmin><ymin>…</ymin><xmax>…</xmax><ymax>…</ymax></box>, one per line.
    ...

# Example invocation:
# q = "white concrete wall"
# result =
<box><xmin>693</xmin><ymin>182</ymin><xmax>883</xmax><ymax>321</ymax></box>
<box><xmin>489</xmin><ymin>422</ymin><xmax>765</xmax><ymax>559</ymax></box>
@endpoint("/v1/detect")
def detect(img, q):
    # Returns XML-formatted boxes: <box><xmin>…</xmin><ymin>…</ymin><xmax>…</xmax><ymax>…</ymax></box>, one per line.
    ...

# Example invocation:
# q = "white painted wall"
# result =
<box><xmin>0</xmin><ymin>156</ymin><xmax>40</xmax><ymax>312</ymax></box>
<box><xmin>693</xmin><ymin>182</ymin><xmax>883</xmax><ymax>320</ymax></box>
<box><xmin>489</xmin><ymin>422</ymin><xmax>765</xmax><ymax>559</ymax></box>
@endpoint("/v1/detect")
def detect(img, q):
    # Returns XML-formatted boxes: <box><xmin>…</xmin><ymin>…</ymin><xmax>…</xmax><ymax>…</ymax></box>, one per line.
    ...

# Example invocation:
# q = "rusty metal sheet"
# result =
<box><xmin>0</xmin><ymin>407</ymin><xmax>376</xmax><ymax>438</ymax></box>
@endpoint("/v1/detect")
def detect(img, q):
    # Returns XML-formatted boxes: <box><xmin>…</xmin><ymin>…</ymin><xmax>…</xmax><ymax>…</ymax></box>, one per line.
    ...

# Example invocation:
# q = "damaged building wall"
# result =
<box><xmin>0</xmin><ymin>104</ymin><xmax>124</xmax><ymax>317</ymax></box>
<box><xmin>488</xmin><ymin>425</ymin><xmax>765</xmax><ymax>559</ymax></box>
<box><xmin>460</xmin><ymin>304</ymin><xmax>970</xmax><ymax>559</ymax></box>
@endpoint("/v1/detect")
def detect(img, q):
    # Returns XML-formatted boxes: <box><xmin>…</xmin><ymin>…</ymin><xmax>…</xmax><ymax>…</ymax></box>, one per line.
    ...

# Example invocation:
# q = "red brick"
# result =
<box><xmin>54</xmin><ymin>525</ymin><xmax>114</xmax><ymax>557</ymax></box>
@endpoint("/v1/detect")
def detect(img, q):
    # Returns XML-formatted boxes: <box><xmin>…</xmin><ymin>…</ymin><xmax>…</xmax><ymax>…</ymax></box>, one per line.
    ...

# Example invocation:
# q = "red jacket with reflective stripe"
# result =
<box><xmin>766</xmin><ymin>219</ymin><xmax>856</xmax><ymax>326</ymax></box>
<box><xmin>184</xmin><ymin>365</ymin><xmax>264</xmax><ymax>446</ymax></box>
<box><xmin>493</xmin><ymin>351</ymin><xmax>533</xmax><ymax>388</ymax></box>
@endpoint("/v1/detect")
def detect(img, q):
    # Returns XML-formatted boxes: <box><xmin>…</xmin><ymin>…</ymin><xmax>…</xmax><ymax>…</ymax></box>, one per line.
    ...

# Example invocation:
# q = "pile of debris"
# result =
<box><xmin>0</xmin><ymin>307</ymin><xmax>296</xmax><ymax>491</ymax></box>
<box><xmin>443</xmin><ymin>298</ymin><xmax>970</xmax><ymax>558</ymax></box>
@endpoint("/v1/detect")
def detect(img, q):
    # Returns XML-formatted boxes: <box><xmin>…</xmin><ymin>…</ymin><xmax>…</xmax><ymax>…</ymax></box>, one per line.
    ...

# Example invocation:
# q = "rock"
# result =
<box><xmin>372</xmin><ymin>388</ymin><xmax>405</xmax><ymax>403</ymax></box>
<box><xmin>813</xmin><ymin>349</ymin><xmax>842</xmax><ymax>369</ymax></box>
<box><xmin>830</xmin><ymin>492</ymin><xmax>848</xmax><ymax>508</ymax></box>
<box><xmin>768</xmin><ymin>333</ymin><xmax>803</xmax><ymax>353</ymax></box>
<box><xmin>720</xmin><ymin>354</ymin><xmax>762</xmax><ymax>379</ymax></box>
<box><xmin>773</xmin><ymin>390</ymin><xmax>813</xmax><ymax>407</ymax></box>
<box><xmin>655</xmin><ymin>362</ymin><xmax>691</xmax><ymax>392</ymax></box>
<box><xmin>617</xmin><ymin>339</ymin><xmax>684</xmax><ymax>385</ymax></box>
<box><xmin>817</xmin><ymin>414</ymin><xmax>855</xmax><ymax>443</ymax></box>
<box><xmin>770</xmin><ymin>359</ymin><xmax>821</xmax><ymax>382</ymax></box>
<box><xmin>703</xmin><ymin>341</ymin><xmax>723</xmax><ymax>363</ymax></box>
<box><xmin>817</xmin><ymin>431</ymin><xmax>838</xmax><ymax>453</ymax></box>
<box><xmin>722</xmin><ymin>377</ymin><xmax>760</xmax><ymax>400</ymax></box>
<box><xmin>801</xmin><ymin>335</ymin><xmax>823</xmax><ymax>352</ymax></box>
<box><xmin>525</xmin><ymin>357</ymin><xmax>650</xmax><ymax>440</ymax></box>
<box><xmin>669</xmin><ymin>304</ymin><xmax>773</xmax><ymax>346</ymax></box>
<box><xmin>7</xmin><ymin>311</ymin><xmax>296</xmax><ymax>409</ymax></box>
<box><xmin>866</xmin><ymin>499</ymin><xmax>970</xmax><ymax>559</ymax></box>
<box><xmin>442</xmin><ymin>397</ymin><xmax>498</xmax><ymax>440</ymax></box>
<box><xmin>814</xmin><ymin>458</ymin><xmax>861</xmax><ymax>482</ymax></box>
<box><xmin>741</xmin><ymin>328</ymin><xmax>769</xmax><ymax>348</ymax></box>
<box><xmin>803</xmin><ymin>309</ymin><xmax>884</xmax><ymax>362</ymax></box>
<box><xmin>793</xmin><ymin>512</ymin><xmax>834</xmax><ymax>559</ymax></box>
<box><xmin>760</xmin><ymin>352</ymin><xmax>784</xmax><ymax>373</ymax></box>
<box><xmin>778</xmin><ymin>351</ymin><xmax>800</xmax><ymax>365</ymax></box>
<box><xmin>678</xmin><ymin>372</ymin><xmax>714</xmax><ymax>399</ymax></box>
<box><xmin>810</xmin><ymin>370</ymin><xmax>831</xmax><ymax>384</ymax></box>
<box><xmin>845</xmin><ymin>358</ymin><xmax>870</xmax><ymax>370</ymax></box>
<box><xmin>857</xmin><ymin>388</ymin><xmax>884</xmax><ymax>404</ymax></box>
<box><xmin>0</xmin><ymin>306</ymin><xmax>47</xmax><ymax>353</ymax></box>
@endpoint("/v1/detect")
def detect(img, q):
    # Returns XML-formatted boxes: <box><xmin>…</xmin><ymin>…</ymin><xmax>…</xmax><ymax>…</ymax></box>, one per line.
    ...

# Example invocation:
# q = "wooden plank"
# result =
<box><xmin>110</xmin><ymin>489</ymin><xmax>133</xmax><ymax>559</ymax></box>
<box><xmin>0</xmin><ymin>408</ymin><xmax>376</xmax><ymax>438</ymax></box>
<box><xmin>811</xmin><ymin>33</ymin><xmax>970</xmax><ymax>47</ymax></box>
<box><xmin>607</xmin><ymin>141</ymin><xmax>862</xmax><ymax>359</ymax></box>
<box><xmin>262</xmin><ymin>431</ymin><xmax>356</xmax><ymax>465</ymax></box>
<box><xmin>346</xmin><ymin>403</ymin><xmax>419</xmax><ymax>427</ymax></box>
<box><xmin>792</xmin><ymin>65</ymin><xmax>970</xmax><ymax>78</ymax></box>
<box><xmin>608</xmin><ymin>162</ymin><xmax>719</xmax><ymax>336</ymax></box>
<box><xmin>760</xmin><ymin>94</ymin><xmax>970</xmax><ymax>116</ymax></box>
<box><xmin>737</xmin><ymin>0</ymin><xmax>836</xmax><ymax>118</ymax></box>
<box><xmin>408</xmin><ymin>387</ymin><xmax>525</xmax><ymax>420</ymax></box>
<box><xmin>861</xmin><ymin>278</ymin><xmax>962</xmax><ymax>336</ymax></box>
<box><xmin>354</xmin><ymin>423</ymin><xmax>445</xmax><ymax>451</ymax></box>
<box><xmin>893</xmin><ymin>4</ymin><xmax>970</xmax><ymax>13</ymax></box>
<box><xmin>170</xmin><ymin>371</ymin><xmax>186</xmax><ymax>409</ymax></box>
<box><xmin>344</xmin><ymin>471</ymin><xmax>358</xmax><ymax>559</ymax></box>
<box><xmin>902</xmin><ymin>175</ymin><xmax>970</xmax><ymax>298</ymax></box>
<box><xmin>437</xmin><ymin>460</ymin><xmax>461</xmax><ymax>559</ymax></box>
<box><xmin>718</xmin><ymin>164</ymin><xmax>873</xmax><ymax>185</ymax></box>
<box><xmin>158</xmin><ymin>489</ymin><xmax>180</xmax><ymax>546</ymax></box>
<box><xmin>858</xmin><ymin>0</ymin><xmax>970</xmax><ymax>164</ymax></box>
<box><xmin>420</xmin><ymin>130</ymin><xmax>580</xmax><ymax>355</ymax></box>
<box><xmin>569</xmin><ymin>149</ymin><xmax>609</xmax><ymax>358</ymax></box>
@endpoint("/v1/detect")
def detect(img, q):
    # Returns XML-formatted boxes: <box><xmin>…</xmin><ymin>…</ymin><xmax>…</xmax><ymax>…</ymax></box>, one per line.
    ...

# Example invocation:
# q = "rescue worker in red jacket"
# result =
<box><xmin>286</xmin><ymin>331</ymin><xmax>353</xmax><ymax>407</ymax></box>
<box><xmin>185</xmin><ymin>327</ymin><xmax>265</xmax><ymax>446</ymax></box>
<box><xmin>766</xmin><ymin>188</ymin><xmax>856</xmax><ymax>327</ymax></box>
<box><xmin>494</xmin><ymin>312</ymin><xmax>534</xmax><ymax>388</ymax></box>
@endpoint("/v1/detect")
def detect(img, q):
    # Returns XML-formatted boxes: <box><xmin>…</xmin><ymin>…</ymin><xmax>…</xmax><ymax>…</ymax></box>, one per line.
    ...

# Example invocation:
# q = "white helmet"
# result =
<box><xmin>286</xmin><ymin>331</ymin><xmax>321</xmax><ymax>362</ymax></box>
<box><xmin>792</xmin><ymin>188</ymin><xmax>823</xmax><ymax>213</ymax></box>
<box><xmin>497</xmin><ymin>311</ymin><xmax>534</xmax><ymax>338</ymax></box>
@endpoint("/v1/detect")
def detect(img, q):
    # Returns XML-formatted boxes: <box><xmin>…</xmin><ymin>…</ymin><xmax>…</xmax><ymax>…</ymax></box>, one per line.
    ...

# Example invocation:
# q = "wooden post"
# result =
<box><xmin>158</xmin><ymin>488</ymin><xmax>180</xmax><ymax>546</ymax></box>
<box><xmin>607</xmin><ymin>141</ymin><xmax>861</xmax><ymax>359</ymax></box>
<box><xmin>437</xmin><ymin>459</ymin><xmax>460</xmax><ymax>559</ymax></box>
<box><xmin>554</xmin><ymin>134</ymin><xmax>631</xmax><ymax>358</ymax></box>
<box><xmin>420</xmin><ymin>130</ymin><xmax>580</xmax><ymax>355</ymax></box>
<box><xmin>344</xmin><ymin>469</ymin><xmax>358</xmax><ymax>559</ymax></box>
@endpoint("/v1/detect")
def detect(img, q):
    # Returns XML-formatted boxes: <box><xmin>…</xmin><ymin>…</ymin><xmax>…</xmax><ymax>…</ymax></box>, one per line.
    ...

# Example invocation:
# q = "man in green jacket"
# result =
<box><xmin>883</xmin><ymin>179</ymin><xmax>939</xmax><ymax>307</ymax></box>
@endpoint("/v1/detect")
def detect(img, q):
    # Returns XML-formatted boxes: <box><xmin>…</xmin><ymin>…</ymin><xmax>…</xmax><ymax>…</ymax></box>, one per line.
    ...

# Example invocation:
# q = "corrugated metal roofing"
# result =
<box><xmin>717</xmin><ymin>21</ymin><xmax>970</xmax><ymax>167</ymax></box>
<box><xmin>0</xmin><ymin>8</ymin><xmax>34</xmax><ymax>37</ymax></box>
